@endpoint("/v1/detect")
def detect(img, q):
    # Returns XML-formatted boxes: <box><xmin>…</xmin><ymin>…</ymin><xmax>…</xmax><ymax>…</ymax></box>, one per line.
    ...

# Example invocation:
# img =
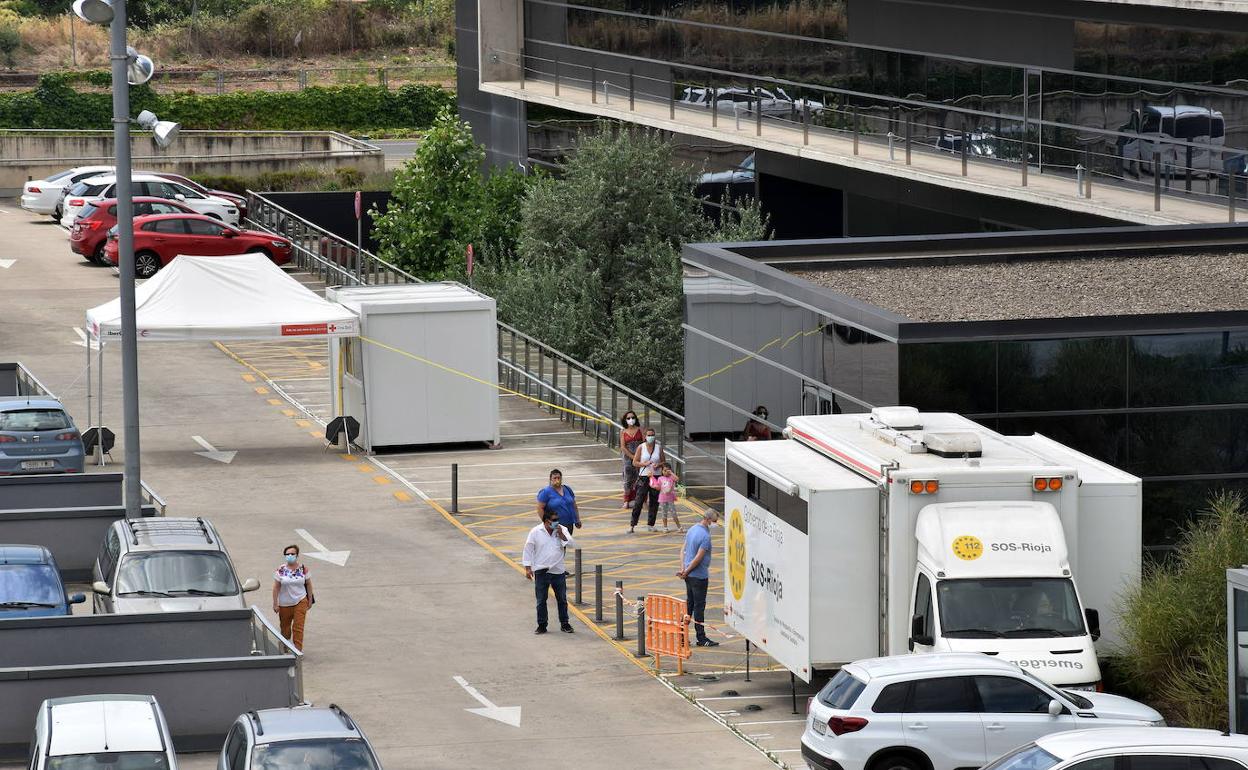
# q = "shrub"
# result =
<box><xmin>1115</xmin><ymin>491</ymin><xmax>1248</xmax><ymax>729</ymax></box>
<box><xmin>0</xmin><ymin>23</ymin><xmax>19</xmax><ymax>68</ymax></box>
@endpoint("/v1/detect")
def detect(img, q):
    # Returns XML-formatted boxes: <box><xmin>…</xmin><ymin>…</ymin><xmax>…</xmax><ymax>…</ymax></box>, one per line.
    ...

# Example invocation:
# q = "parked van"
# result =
<box><xmin>29</xmin><ymin>694</ymin><xmax>178</xmax><ymax>770</ymax></box>
<box><xmin>1118</xmin><ymin>105</ymin><xmax>1225</xmax><ymax>177</ymax></box>
<box><xmin>91</xmin><ymin>517</ymin><xmax>260</xmax><ymax>614</ymax></box>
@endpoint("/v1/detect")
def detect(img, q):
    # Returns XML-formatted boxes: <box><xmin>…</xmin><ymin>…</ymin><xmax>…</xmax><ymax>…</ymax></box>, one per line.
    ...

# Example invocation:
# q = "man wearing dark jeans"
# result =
<box><xmin>522</xmin><ymin>509</ymin><xmax>576</xmax><ymax>634</ymax></box>
<box><xmin>677</xmin><ymin>509</ymin><xmax>720</xmax><ymax>646</ymax></box>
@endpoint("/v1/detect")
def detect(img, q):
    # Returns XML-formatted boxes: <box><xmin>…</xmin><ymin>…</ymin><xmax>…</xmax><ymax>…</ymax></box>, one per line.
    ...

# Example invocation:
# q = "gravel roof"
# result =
<box><xmin>791</xmin><ymin>253</ymin><xmax>1248</xmax><ymax>322</ymax></box>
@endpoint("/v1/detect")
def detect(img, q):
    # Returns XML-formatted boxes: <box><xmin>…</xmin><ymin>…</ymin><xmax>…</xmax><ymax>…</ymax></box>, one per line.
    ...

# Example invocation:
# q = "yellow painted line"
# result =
<box><xmin>242</xmin><ymin>374</ymin><xmax>256</xmax><ymax>382</ymax></box>
<box><xmin>356</xmin><ymin>463</ymin><xmax>373</xmax><ymax>473</ymax></box>
<box><xmin>295</xmin><ymin>419</ymin><xmax>311</xmax><ymax>428</ymax></box>
<box><xmin>267</xmin><ymin>399</ymin><xmax>283</xmax><ymax>406</ymax></box>
<box><xmin>309</xmin><ymin>431</ymin><xmax>322</xmax><ymax>437</ymax></box>
<box><xmin>254</xmin><ymin>386</ymin><xmax>270</xmax><ymax>395</ymax></box>
<box><xmin>282</xmin><ymin>409</ymin><xmax>297</xmax><ymax>417</ymax></box>
<box><xmin>340</xmin><ymin>454</ymin><xmax>357</xmax><ymax>461</ymax></box>
<box><xmin>372</xmin><ymin>475</ymin><xmax>392</xmax><ymax>485</ymax></box>
<box><xmin>393</xmin><ymin>491</ymin><xmax>413</xmax><ymax>502</ymax></box>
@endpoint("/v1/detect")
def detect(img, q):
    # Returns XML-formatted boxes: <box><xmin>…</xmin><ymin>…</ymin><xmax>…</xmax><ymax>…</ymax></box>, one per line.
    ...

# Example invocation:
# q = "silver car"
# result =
<box><xmin>218</xmin><ymin>706</ymin><xmax>384</xmax><ymax>770</ymax></box>
<box><xmin>30</xmin><ymin>694</ymin><xmax>179</xmax><ymax>770</ymax></box>
<box><xmin>91</xmin><ymin>517</ymin><xmax>260</xmax><ymax>613</ymax></box>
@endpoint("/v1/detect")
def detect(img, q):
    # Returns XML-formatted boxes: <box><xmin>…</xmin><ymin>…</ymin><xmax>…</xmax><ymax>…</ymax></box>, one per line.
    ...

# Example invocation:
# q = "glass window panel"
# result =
<box><xmin>995</xmin><ymin>413</ymin><xmax>1129</xmax><ymax>469</ymax></box>
<box><xmin>1127</xmin><ymin>409</ymin><xmax>1248</xmax><ymax>477</ymax></box>
<box><xmin>1141</xmin><ymin>478</ymin><xmax>1248</xmax><ymax>547</ymax></box>
<box><xmin>898</xmin><ymin>342</ymin><xmax>996</xmax><ymax>414</ymax></box>
<box><xmin>998</xmin><ymin>338</ymin><xmax>1127</xmax><ymax>412</ymax></box>
<box><xmin>1130</xmin><ymin>332</ymin><xmax>1248</xmax><ymax>408</ymax></box>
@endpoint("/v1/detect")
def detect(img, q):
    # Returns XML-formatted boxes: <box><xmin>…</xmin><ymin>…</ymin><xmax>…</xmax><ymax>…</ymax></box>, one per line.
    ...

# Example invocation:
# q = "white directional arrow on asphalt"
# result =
<box><xmin>192</xmin><ymin>435</ymin><xmax>237</xmax><ymax>464</ymax></box>
<box><xmin>0</xmin><ymin>259</ymin><xmax>15</xmax><ymax>269</ymax></box>
<box><xmin>295</xmin><ymin>528</ymin><xmax>351</xmax><ymax>566</ymax></box>
<box><xmin>453</xmin><ymin>676</ymin><xmax>521</xmax><ymax>727</ymax></box>
<box><xmin>71</xmin><ymin>327</ymin><xmax>101</xmax><ymax>350</ymax></box>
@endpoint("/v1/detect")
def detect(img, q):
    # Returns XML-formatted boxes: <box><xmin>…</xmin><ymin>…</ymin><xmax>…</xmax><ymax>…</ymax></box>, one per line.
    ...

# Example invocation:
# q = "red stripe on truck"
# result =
<box><xmin>789</xmin><ymin>426</ymin><xmax>884</xmax><ymax>479</ymax></box>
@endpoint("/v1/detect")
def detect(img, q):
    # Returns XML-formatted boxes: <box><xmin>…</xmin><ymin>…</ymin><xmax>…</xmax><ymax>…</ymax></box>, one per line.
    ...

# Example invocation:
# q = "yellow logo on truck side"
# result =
<box><xmin>728</xmin><ymin>508</ymin><xmax>747</xmax><ymax>601</ymax></box>
<box><xmin>952</xmin><ymin>535</ymin><xmax>984</xmax><ymax>561</ymax></box>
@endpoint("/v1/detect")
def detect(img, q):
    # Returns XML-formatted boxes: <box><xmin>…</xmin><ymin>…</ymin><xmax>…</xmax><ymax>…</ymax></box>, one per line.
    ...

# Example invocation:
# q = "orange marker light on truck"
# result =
<box><xmin>925</xmin><ymin>480</ymin><xmax>939</xmax><ymax>494</ymax></box>
<box><xmin>1034</xmin><ymin>477</ymin><xmax>1049</xmax><ymax>491</ymax></box>
<box><xmin>910</xmin><ymin>480</ymin><xmax>924</xmax><ymax>494</ymax></box>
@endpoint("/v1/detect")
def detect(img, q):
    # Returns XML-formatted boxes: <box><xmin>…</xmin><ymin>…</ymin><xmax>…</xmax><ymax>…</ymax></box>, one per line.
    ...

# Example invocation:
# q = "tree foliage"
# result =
<box><xmin>1115</xmin><ymin>491</ymin><xmax>1248</xmax><ymax>728</ymax></box>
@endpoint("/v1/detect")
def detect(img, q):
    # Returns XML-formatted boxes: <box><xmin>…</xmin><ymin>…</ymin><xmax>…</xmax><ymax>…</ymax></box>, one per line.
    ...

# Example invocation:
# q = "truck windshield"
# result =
<box><xmin>48</xmin><ymin>752</ymin><xmax>170</xmax><ymax>769</ymax></box>
<box><xmin>937</xmin><ymin>578</ymin><xmax>1086</xmax><ymax>638</ymax></box>
<box><xmin>115</xmin><ymin>551</ymin><xmax>239</xmax><ymax>597</ymax></box>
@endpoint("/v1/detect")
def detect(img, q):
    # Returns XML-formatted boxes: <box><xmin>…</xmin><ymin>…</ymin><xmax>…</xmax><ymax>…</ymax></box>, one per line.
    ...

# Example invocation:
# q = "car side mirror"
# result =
<box><xmin>68</xmin><ymin>593</ymin><xmax>86</xmax><ymax>605</ymax></box>
<box><xmin>174</xmin><ymin>193</ymin><xmax>185</xmax><ymax>201</ymax></box>
<box><xmin>1048</xmin><ymin>699</ymin><xmax>1063</xmax><ymax>717</ymax></box>
<box><xmin>91</xmin><ymin>581</ymin><xmax>111</xmax><ymax>595</ymax></box>
<box><xmin>241</xmin><ymin>577</ymin><xmax>260</xmax><ymax>592</ymax></box>
<box><xmin>1085</xmin><ymin>608</ymin><xmax>1101</xmax><ymax>641</ymax></box>
<box><xmin>910</xmin><ymin>614</ymin><xmax>933</xmax><ymax>648</ymax></box>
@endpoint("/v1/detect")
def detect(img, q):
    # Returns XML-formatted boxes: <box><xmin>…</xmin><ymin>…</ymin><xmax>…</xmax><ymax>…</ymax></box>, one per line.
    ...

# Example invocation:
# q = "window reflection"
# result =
<box><xmin>1131</xmin><ymin>332</ymin><xmax>1248</xmax><ymax>408</ymax></box>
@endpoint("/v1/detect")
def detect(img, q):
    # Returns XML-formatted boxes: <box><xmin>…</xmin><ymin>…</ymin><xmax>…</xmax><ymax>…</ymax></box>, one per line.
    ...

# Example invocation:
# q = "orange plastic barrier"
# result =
<box><xmin>645</xmin><ymin>594</ymin><xmax>691</xmax><ymax>674</ymax></box>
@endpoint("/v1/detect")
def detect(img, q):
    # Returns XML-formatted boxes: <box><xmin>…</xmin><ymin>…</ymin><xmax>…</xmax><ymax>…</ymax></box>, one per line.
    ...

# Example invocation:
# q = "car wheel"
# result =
<box><xmin>51</xmin><ymin>210</ymin><xmax>61</xmax><ymax>222</ymax></box>
<box><xmin>89</xmin><ymin>242</ymin><xmax>106</xmax><ymax>265</ymax></box>
<box><xmin>135</xmin><ymin>251</ymin><xmax>162</xmax><ymax>278</ymax></box>
<box><xmin>246</xmin><ymin>247</ymin><xmax>273</xmax><ymax>260</ymax></box>
<box><xmin>870</xmin><ymin>753</ymin><xmax>925</xmax><ymax>770</ymax></box>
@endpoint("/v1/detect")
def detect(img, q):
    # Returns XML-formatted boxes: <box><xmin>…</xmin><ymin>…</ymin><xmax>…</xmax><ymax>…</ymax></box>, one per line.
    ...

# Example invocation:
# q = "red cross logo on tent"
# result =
<box><xmin>329</xmin><ymin>324</ymin><xmax>337</xmax><ymax>332</ymax></box>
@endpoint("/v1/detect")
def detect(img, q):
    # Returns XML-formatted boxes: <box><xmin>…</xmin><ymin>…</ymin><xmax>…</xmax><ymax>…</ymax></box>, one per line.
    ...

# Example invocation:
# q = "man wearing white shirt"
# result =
<box><xmin>522</xmin><ymin>508</ymin><xmax>577</xmax><ymax>634</ymax></box>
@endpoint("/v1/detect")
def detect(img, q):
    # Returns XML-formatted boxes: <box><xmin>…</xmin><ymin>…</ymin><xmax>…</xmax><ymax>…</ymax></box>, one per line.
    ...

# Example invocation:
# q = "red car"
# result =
<box><xmin>104</xmin><ymin>213</ymin><xmax>293</xmax><ymax>278</ymax></box>
<box><xmin>70</xmin><ymin>196</ymin><xmax>195</xmax><ymax>265</ymax></box>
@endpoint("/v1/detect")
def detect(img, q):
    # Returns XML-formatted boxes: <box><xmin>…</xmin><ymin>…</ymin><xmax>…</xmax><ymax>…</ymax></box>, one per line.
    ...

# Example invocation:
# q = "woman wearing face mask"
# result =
<box><xmin>629</xmin><ymin>427</ymin><xmax>664</xmax><ymax>533</ymax></box>
<box><xmin>272</xmin><ymin>544</ymin><xmax>314</xmax><ymax>651</ymax></box>
<box><xmin>743</xmin><ymin>405</ymin><xmax>772</xmax><ymax>441</ymax></box>
<box><xmin>619</xmin><ymin>410</ymin><xmax>643</xmax><ymax>508</ymax></box>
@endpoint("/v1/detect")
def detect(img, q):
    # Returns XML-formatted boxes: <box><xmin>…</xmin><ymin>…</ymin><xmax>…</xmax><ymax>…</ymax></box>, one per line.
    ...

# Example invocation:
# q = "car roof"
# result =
<box><xmin>119</xmin><ymin>517</ymin><xmax>223</xmax><ymax>551</ymax></box>
<box><xmin>1036</xmin><ymin>728</ymin><xmax>1248</xmax><ymax>759</ymax></box>
<box><xmin>45</xmin><ymin>695</ymin><xmax>164</xmax><ymax>756</ymax></box>
<box><xmin>0</xmin><ymin>545</ymin><xmax>53</xmax><ymax>565</ymax></box>
<box><xmin>846</xmin><ymin>652</ymin><xmax>1022</xmax><ymax>681</ymax></box>
<box><xmin>134</xmin><ymin>213</ymin><xmax>220</xmax><ymax>222</ymax></box>
<box><xmin>250</xmin><ymin>706</ymin><xmax>363</xmax><ymax>743</ymax></box>
<box><xmin>80</xmin><ymin>173</ymin><xmax>181</xmax><ymax>185</ymax></box>
<box><xmin>90</xmin><ymin>196</ymin><xmax>188</xmax><ymax>206</ymax></box>
<box><xmin>0</xmin><ymin>398</ymin><xmax>66</xmax><ymax>411</ymax></box>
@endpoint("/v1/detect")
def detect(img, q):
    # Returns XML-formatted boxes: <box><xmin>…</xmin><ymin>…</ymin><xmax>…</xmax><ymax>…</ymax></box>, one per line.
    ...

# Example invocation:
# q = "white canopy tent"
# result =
<box><xmin>82</xmin><ymin>254</ymin><xmax>359</xmax><ymax>463</ymax></box>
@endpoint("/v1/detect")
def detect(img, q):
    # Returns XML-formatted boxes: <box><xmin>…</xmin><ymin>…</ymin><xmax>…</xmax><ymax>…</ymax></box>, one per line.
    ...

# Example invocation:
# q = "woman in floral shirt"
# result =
<box><xmin>272</xmin><ymin>544</ymin><xmax>315</xmax><ymax>651</ymax></box>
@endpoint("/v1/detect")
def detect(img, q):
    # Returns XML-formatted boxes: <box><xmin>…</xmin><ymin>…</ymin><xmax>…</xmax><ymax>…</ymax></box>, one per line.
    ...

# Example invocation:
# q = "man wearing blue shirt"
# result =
<box><xmin>536</xmin><ymin>468</ymin><xmax>580</xmax><ymax>532</ymax></box>
<box><xmin>677</xmin><ymin>509</ymin><xmax>720</xmax><ymax>647</ymax></box>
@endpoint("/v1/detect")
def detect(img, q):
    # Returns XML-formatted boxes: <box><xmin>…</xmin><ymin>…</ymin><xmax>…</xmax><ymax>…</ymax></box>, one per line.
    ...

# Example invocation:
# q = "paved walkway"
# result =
<box><xmin>483</xmin><ymin>77</ymin><xmax>1233</xmax><ymax>226</ymax></box>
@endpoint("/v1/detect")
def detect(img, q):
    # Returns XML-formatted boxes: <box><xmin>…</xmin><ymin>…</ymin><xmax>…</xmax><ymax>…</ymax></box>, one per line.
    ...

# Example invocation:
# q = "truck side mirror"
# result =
<box><xmin>1048</xmin><ymin>699</ymin><xmax>1063</xmax><ymax>717</ymax></box>
<box><xmin>910</xmin><ymin>614</ymin><xmax>933</xmax><ymax>648</ymax></box>
<box><xmin>1085</xmin><ymin>608</ymin><xmax>1101</xmax><ymax>642</ymax></box>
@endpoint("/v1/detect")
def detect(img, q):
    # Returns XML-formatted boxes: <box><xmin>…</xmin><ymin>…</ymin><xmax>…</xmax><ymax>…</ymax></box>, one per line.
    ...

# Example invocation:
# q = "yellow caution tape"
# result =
<box><xmin>686</xmin><ymin>321</ymin><xmax>827</xmax><ymax>386</ymax></box>
<box><xmin>358</xmin><ymin>335</ymin><xmax>615</xmax><ymax>426</ymax></box>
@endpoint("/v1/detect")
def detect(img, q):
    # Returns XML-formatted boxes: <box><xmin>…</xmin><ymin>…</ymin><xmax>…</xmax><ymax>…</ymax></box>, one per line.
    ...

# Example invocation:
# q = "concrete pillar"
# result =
<box><xmin>478</xmin><ymin>0</ymin><xmax>524</xmax><ymax>83</ymax></box>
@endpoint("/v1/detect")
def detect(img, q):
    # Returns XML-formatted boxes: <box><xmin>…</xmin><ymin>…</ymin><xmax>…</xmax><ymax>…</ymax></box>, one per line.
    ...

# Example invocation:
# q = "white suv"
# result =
<box><xmin>801</xmin><ymin>653</ymin><xmax>1163</xmax><ymax>770</ymax></box>
<box><xmin>986</xmin><ymin>727</ymin><xmax>1248</xmax><ymax>770</ymax></box>
<box><xmin>29</xmin><ymin>694</ymin><xmax>179</xmax><ymax>770</ymax></box>
<box><xmin>61</xmin><ymin>173</ymin><xmax>239</xmax><ymax>227</ymax></box>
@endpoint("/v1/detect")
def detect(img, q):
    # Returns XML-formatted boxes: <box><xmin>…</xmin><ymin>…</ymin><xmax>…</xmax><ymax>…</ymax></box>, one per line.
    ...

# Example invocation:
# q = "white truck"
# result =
<box><xmin>722</xmin><ymin>407</ymin><xmax>1140</xmax><ymax>689</ymax></box>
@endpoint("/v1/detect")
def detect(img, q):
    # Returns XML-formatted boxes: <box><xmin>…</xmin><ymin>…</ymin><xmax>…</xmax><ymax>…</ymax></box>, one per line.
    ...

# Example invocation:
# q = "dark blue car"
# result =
<box><xmin>0</xmin><ymin>545</ymin><xmax>85</xmax><ymax>618</ymax></box>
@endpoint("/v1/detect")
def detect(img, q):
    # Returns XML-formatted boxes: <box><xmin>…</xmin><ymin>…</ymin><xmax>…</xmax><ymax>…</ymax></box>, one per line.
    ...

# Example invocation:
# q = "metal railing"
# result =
<box><xmin>491</xmin><ymin>44</ymin><xmax>1248</xmax><ymax>220</ymax></box>
<box><xmin>245</xmin><ymin>192</ymin><xmax>687</xmax><ymax>472</ymax></box>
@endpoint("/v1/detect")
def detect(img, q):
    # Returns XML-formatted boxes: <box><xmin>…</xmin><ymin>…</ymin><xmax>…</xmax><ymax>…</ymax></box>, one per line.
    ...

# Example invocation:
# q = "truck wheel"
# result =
<box><xmin>871</xmin><ymin>754</ymin><xmax>925</xmax><ymax>770</ymax></box>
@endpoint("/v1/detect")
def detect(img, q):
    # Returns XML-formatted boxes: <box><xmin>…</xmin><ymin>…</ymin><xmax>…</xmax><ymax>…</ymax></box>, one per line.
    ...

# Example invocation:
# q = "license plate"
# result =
<box><xmin>811</xmin><ymin>718</ymin><xmax>826</xmax><ymax>735</ymax></box>
<box><xmin>21</xmin><ymin>460</ymin><xmax>55</xmax><ymax>470</ymax></box>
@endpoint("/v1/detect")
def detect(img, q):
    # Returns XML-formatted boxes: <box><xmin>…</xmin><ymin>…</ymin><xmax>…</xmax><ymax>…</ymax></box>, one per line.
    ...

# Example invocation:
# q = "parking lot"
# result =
<box><xmin>0</xmin><ymin>201</ymin><xmax>790</xmax><ymax>770</ymax></box>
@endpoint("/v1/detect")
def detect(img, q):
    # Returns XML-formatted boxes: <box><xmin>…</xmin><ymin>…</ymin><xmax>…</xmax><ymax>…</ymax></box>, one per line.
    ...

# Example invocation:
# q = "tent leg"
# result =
<box><xmin>85</xmin><ymin>334</ymin><xmax>92</xmax><ymax>440</ymax></box>
<box><xmin>97</xmin><ymin>341</ymin><xmax>105</xmax><ymax>466</ymax></box>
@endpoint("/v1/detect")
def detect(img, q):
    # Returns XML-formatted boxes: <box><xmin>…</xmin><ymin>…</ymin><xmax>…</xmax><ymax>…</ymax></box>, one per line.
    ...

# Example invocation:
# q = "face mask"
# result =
<box><xmin>284</xmin><ymin>554</ymin><xmax>297</xmax><ymax>564</ymax></box>
<box><xmin>645</xmin><ymin>436</ymin><xmax>655</xmax><ymax>444</ymax></box>
<box><xmin>758</xmin><ymin>412</ymin><xmax>768</xmax><ymax>419</ymax></box>
<box><xmin>547</xmin><ymin>520</ymin><xmax>559</xmax><ymax>531</ymax></box>
<box><xmin>626</xmin><ymin>418</ymin><xmax>636</xmax><ymax>426</ymax></box>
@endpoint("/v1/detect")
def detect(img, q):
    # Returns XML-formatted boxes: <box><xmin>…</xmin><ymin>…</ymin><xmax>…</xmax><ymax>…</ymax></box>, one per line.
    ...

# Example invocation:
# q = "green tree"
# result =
<box><xmin>1116</xmin><ymin>491</ymin><xmax>1248</xmax><ymax>728</ymax></box>
<box><xmin>0</xmin><ymin>24</ymin><xmax>19</xmax><ymax>69</ymax></box>
<box><xmin>370</xmin><ymin>107</ymin><xmax>484</xmax><ymax>277</ymax></box>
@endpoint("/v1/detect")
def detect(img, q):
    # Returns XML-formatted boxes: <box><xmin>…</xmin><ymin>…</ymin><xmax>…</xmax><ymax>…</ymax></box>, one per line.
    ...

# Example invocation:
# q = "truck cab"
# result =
<box><xmin>908</xmin><ymin>502</ymin><xmax>1101</xmax><ymax>689</ymax></box>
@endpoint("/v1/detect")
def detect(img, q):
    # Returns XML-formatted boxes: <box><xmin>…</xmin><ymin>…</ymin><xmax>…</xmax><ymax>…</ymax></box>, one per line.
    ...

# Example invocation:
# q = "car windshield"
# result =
<box><xmin>0</xmin><ymin>409</ymin><xmax>71</xmax><ymax>431</ymax></box>
<box><xmin>937</xmin><ymin>577</ymin><xmax>1086</xmax><ymax>637</ymax></box>
<box><xmin>981</xmin><ymin>743</ymin><xmax>1062</xmax><ymax>770</ymax></box>
<box><xmin>79</xmin><ymin>203</ymin><xmax>101</xmax><ymax>219</ymax></box>
<box><xmin>47</xmin><ymin>752</ymin><xmax>170</xmax><ymax>769</ymax></box>
<box><xmin>253</xmin><ymin>739</ymin><xmax>380</xmax><ymax>770</ymax></box>
<box><xmin>818</xmin><ymin>668</ymin><xmax>866</xmax><ymax>709</ymax></box>
<box><xmin>115</xmin><ymin>551</ymin><xmax>238</xmax><ymax>597</ymax></box>
<box><xmin>0</xmin><ymin>564</ymin><xmax>62</xmax><ymax>607</ymax></box>
<box><xmin>70</xmin><ymin>182</ymin><xmax>108</xmax><ymax>197</ymax></box>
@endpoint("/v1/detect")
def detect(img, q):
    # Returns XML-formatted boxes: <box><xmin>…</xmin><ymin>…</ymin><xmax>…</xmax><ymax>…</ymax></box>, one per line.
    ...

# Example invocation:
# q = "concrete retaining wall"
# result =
<box><xmin>0</xmin><ymin>130</ymin><xmax>384</xmax><ymax>195</ymax></box>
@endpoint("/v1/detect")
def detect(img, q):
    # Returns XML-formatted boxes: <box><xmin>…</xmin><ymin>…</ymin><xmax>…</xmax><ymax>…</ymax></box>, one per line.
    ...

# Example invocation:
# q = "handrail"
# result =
<box><xmin>244</xmin><ymin>191</ymin><xmax>687</xmax><ymax>471</ymax></box>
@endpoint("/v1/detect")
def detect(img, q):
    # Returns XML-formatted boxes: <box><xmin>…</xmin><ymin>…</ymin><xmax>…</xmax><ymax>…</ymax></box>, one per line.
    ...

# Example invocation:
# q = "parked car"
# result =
<box><xmin>20</xmin><ymin>165</ymin><xmax>114</xmax><ymax>220</ymax></box>
<box><xmin>91</xmin><ymin>517</ymin><xmax>260</xmax><ymax>613</ymax></box>
<box><xmin>61</xmin><ymin>173</ymin><xmax>239</xmax><ymax>227</ymax></box>
<box><xmin>153</xmin><ymin>172</ymin><xmax>249</xmax><ymax>218</ymax></box>
<box><xmin>104</xmin><ymin>214</ymin><xmax>293</xmax><ymax>278</ymax></box>
<box><xmin>29</xmin><ymin>694</ymin><xmax>178</xmax><ymax>770</ymax></box>
<box><xmin>218</xmin><ymin>705</ymin><xmax>384</xmax><ymax>770</ymax></box>
<box><xmin>698</xmin><ymin>152</ymin><xmax>756</xmax><ymax>186</ymax></box>
<box><xmin>0</xmin><ymin>545</ymin><xmax>85</xmax><ymax>618</ymax></box>
<box><xmin>800</xmin><ymin>653</ymin><xmax>1163</xmax><ymax>770</ymax></box>
<box><xmin>984</xmin><ymin>727</ymin><xmax>1248</xmax><ymax>770</ymax></box>
<box><xmin>680</xmin><ymin>85</ymin><xmax>823</xmax><ymax>117</ymax></box>
<box><xmin>70</xmin><ymin>196</ymin><xmax>196</xmax><ymax>265</ymax></box>
<box><xmin>0</xmin><ymin>398</ymin><xmax>85</xmax><ymax>475</ymax></box>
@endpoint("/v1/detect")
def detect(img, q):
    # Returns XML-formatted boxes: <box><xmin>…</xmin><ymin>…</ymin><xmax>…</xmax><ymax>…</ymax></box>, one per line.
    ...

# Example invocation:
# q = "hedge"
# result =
<box><xmin>0</xmin><ymin>74</ymin><xmax>454</xmax><ymax>131</ymax></box>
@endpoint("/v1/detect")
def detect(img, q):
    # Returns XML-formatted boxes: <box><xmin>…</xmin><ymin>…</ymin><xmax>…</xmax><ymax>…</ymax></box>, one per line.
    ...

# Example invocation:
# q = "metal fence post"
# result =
<box><xmin>905</xmin><ymin>116</ymin><xmax>912</xmax><ymax>165</ymax></box>
<box><xmin>1084</xmin><ymin>146</ymin><xmax>1092</xmax><ymax>199</ymax></box>
<box><xmin>961</xmin><ymin>124</ymin><xmax>968</xmax><ymax>176</ymax></box>
<box><xmin>595</xmin><ymin>565</ymin><xmax>603</xmax><ymax>621</ymax></box>
<box><xmin>298</xmin><ymin>69</ymin><xmax>307</xmax><ymax>89</ymax></box>
<box><xmin>216</xmin><ymin>70</ymin><xmax>224</xmax><ymax>94</ymax></box>
<box><xmin>1186</xmin><ymin>146</ymin><xmax>1193</xmax><ymax>193</ymax></box>
<box><xmin>554</xmin><ymin>54</ymin><xmax>560</xmax><ymax>96</ymax></box>
<box><xmin>1021</xmin><ymin>132</ymin><xmax>1029</xmax><ymax>187</ymax></box>
<box><xmin>1154</xmin><ymin>151</ymin><xmax>1162</xmax><ymax>211</ymax></box>
<box><xmin>378</xmin><ymin>67</ymin><xmax>387</xmax><ymax>89</ymax></box>
<box><xmin>711</xmin><ymin>84</ymin><xmax>717</xmax><ymax>127</ymax></box>
<box><xmin>451</xmin><ymin>463</ymin><xmax>458</xmax><ymax>513</ymax></box>
<box><xmin>802</xmin><ymin>101</ymin><xmax>809</xmax><ymax>145</ymax></box>
<box><xmin>614</xmin><ymin>580</ymin><xmax>626</xmax><ymax>640</ymax></box>
<box><xmin>574</xmin><ymin>548</ymin><xmax>583</xmax><ymax>604</ymax></box>
<box><xmin>852</xmin><ymin>105</ymin><xmax>859</xmax><ymax>155</ymax></box>
<box><xmin>1231</xmin><ymin>174</ymin><xmax>1238</xmax><ymax>223</ymax></box>
<box><xmin>636</xmin><ymin>597</ymin><xmax>647</xmax><ymax>657</ymax></box>
<box><xmin>745</xmin><ymin>639</ymin><xmax>751</xmax><ymax>681</ymax></box>
<box><xmin>629</xmin><ymin>68</ymin><xmax>635</xmax><ymax>111</ymax></box>
<box><xmin>669</xmin><ymin>74</ymin><xmax>674</xmax><ymax>120</ymax></box>
<box><xmin>755</xmin><ymin>94</ymin><xmax>762</xmax><ymax>136</ymax></box>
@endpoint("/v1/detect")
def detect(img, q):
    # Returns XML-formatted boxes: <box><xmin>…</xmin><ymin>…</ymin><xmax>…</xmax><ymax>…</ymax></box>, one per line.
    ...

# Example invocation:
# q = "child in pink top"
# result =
<box><xmin>650</xmin><ymin>463</ymin><xmax>681</xmax><ymax>532</ymax></box>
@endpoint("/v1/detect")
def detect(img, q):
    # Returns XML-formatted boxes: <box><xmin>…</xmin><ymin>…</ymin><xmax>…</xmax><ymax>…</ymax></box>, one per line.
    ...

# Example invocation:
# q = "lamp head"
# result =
<box><xmin>72</xmin><ymin>0</ymin><xmax>114</xmax><ymax>24</ymax></box>
<box><xmin>126</xmin><ymin>47</ymin><xmax>154</xmax><ymax>86</ymax></box>
<box><xmin>151</xmin><ymin>120</ymin><xmax>180</xmax><ymax>149</ymax></box>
